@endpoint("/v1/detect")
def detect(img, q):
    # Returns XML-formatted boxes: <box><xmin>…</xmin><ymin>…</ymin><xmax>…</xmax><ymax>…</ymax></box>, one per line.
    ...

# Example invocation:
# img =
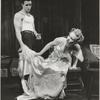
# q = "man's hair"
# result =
<box><xmin>20</xmin><ymin>0</ymin><xmax>32</xmax><ymax>4</ymax></box>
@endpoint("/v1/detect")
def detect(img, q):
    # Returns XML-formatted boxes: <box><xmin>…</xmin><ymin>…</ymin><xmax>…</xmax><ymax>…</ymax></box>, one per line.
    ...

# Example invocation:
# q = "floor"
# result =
<box><xmin>1</xmin><ymin>58</ymin><xmax>99</xmax><ymax>100</ymax></box>
<box><xmin>1</xmin><ymin>77</ymin><xmax>99</xmax><ymax>100</ymax></box>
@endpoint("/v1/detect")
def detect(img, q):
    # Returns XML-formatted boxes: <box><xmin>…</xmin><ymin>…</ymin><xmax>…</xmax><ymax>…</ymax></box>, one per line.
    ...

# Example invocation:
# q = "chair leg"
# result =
<box><xmin>87</xmin><ymin>73</ymin><xmax>93</xmax><ymax>100</ymax></box>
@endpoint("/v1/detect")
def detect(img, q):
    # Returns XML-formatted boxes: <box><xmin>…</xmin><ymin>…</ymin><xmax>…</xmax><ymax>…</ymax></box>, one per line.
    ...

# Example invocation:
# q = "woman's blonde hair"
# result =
<box><xmin>70</xmin><ymin>28</ymin><xmax>84</xmax><ymax>42</ymax></box>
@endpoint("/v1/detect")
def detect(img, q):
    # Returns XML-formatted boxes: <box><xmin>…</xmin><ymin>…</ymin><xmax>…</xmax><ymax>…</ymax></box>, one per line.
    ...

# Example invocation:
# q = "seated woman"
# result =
<box><xmin>17</xmin><ymin>28</ymin><xmax>84</xmax><ymax>100</ymax></box>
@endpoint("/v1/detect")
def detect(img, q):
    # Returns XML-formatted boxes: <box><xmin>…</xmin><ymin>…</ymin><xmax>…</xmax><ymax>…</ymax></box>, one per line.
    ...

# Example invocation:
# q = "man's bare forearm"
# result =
<box><xmin>33</xmin><ymin>29</ymin><xmax>38</xmax><ymax>36</ymax></box>
<box><xmin>15</xmin><ymin>30</ymin><xmax>24</xmax><ymax>47</ymax></box>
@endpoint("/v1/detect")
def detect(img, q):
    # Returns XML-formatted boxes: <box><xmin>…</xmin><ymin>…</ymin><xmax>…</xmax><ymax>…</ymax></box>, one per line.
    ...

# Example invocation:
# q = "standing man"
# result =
<box><xmin>14</xmin><ymin>0</ymin><xmax>41</xmax><ymax>94</ymax></box>
<box><xmin>14</xmin><ymin>0</ymin><xmax>41</xmax><ymax>53</ymax></box>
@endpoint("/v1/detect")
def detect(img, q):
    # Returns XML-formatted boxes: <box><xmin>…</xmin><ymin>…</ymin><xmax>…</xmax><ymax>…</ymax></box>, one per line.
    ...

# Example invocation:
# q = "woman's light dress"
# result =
<box><xmin>17</xmin><ymin>37</ymin><xmax>73</xmax><ymax>100</ymax></box>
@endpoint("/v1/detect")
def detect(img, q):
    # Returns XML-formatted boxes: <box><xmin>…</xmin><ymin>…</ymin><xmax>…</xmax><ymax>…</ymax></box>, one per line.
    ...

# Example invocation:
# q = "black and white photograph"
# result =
<box><xmin>1</xmin><ymin>0</ymin><xmax>99</xmax><ymax>100</ymax></box>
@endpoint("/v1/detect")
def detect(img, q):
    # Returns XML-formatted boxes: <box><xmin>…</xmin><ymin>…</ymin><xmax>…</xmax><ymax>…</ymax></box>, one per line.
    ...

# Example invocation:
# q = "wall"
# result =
<box><xmin>2</xmin><ymin>0</ymin><xmax>98</xmax><ymax>56</ymax></box>
<box><xmin>81</xmin><ymin>0</ymin><xmax>99</xmax><ymax>44</ymax></box>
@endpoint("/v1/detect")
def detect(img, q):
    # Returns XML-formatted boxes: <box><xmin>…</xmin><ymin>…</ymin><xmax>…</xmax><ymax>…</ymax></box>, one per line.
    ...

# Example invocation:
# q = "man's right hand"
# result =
<box><xmin>36</xmin><ymin>33</ymin><xmax>41</xmax><ymax>40</ymax></box>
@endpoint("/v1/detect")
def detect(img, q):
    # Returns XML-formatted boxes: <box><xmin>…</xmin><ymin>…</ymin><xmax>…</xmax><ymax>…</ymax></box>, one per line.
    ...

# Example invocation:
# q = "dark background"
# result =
<box><xmin>1</xmin><ymin>0</ymin><xmax>99</xmax><ymax>56</ymax></box>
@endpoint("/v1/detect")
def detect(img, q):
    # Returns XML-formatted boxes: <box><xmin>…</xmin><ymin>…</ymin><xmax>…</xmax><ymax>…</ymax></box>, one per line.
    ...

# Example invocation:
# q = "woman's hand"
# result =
<box><xmin>74</xmin><ymin>44</ymin><xmax>81</xmax><ymax>50</ymax></box>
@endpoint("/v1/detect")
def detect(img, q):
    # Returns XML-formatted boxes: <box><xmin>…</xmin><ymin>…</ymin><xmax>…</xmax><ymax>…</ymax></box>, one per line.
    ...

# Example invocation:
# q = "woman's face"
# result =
<box><xmin>68</xmin><ymin>31</ymin><xmax>78</xmax><ymax>43</ymax></box>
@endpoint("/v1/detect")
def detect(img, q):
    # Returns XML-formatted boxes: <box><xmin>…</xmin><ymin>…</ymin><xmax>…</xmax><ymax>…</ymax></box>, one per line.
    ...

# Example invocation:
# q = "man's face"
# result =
<box><xmin>22</xmin><ymin>0</ymin><xmax>32</xmax><ymax>13</ymax></box>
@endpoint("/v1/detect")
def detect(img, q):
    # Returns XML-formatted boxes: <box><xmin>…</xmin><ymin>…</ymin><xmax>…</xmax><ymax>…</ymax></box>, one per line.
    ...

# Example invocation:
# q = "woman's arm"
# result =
<box><xmin>72</xmin><ymin>44</ymin><xmax>84</xmax><ymax>62</ymax></box>
<box><xmin>72</xmin><ymin>57</ymin><xmax>78</xmax><ymax>68</ymax></box>
<box><xmin>76</xmin><ymin>48</ymin><xmax>84</xmax><ymax>62</ymax></box>
<box><xmin>37</xmin><ymin>38</ymin><xmax>59</xmax><ymax>56</ymax></box>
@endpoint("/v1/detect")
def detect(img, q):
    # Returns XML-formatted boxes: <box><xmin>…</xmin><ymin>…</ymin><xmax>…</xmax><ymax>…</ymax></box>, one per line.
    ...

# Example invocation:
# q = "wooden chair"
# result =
<box><xmin>65</xmin><ymin>65</ymin><xmax>84</xmax><ymax>96</ymax></box>
<box><xmin>86</xmin><ymin>44</ymin><xmax>99</xmax><ymax>100</ymax></box>
<box><xmin>86</xmin><ymin>61</ymin><xmax>99</xmax><ymax>100</ymax></box>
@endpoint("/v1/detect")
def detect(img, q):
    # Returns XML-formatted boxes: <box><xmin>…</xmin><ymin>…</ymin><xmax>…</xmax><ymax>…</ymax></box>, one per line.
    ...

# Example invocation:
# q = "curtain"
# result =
<box><xmin>1</xmin><ymin>0</ymin><xmax>18</xmax><ymax>56</ymax></box>
<box><xmin>1</xmin><ymin>0</ymin><xmax>82</xmax><ymax>56</ymax></box>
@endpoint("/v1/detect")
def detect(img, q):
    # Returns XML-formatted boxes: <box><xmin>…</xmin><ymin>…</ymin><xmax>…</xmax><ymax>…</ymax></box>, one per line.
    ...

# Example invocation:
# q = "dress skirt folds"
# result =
<box><xmin>17</xmin><ymin>38</ymin><xmax>73</xmax><ymax>100</ymax></box>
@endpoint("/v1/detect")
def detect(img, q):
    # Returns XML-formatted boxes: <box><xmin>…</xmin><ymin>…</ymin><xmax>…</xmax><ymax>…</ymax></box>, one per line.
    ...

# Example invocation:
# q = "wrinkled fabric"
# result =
<box><xmin>17</xmin><ymin>38</ymin><xmax>81</xmax><ymax>100</ymax></box>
